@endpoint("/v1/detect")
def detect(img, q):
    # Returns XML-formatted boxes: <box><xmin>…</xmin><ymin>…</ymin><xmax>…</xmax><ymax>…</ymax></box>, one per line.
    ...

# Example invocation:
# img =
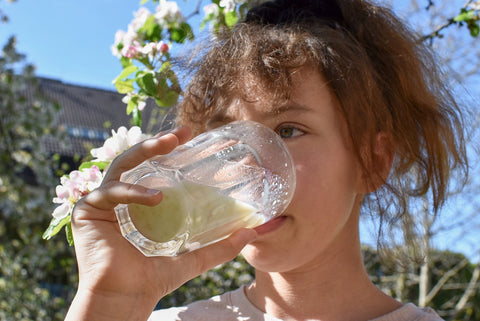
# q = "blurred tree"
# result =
<box><xmin>0</xmin><ymin>35</ymin><xmax>77</xmax><ymax>320</ymax></box>
<box><xmin>359</xmin><ymin>2</ymin><xmax>480</xmax><ymax>320</ymax></box>
<box><xmin>364</xmin><ymin>245</ymin><xmax>480</xmax><ymax>320</ymax></box>
<box><xmin>2</xmin><ymin>0</ymin><xmax>479</xmax><ymax>320</ymax></box>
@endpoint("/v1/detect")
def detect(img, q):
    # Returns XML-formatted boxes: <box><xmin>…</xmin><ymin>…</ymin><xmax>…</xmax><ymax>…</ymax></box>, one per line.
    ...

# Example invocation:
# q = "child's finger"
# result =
<box><xmin>74</xmin><ymin>181</ymin><xmax>163</xmax><ymax>216</ymax></box>
<box><xmin>103</xmin><ymin>126</ymin><xmax>192</xmax><ymax>182</ymax></box>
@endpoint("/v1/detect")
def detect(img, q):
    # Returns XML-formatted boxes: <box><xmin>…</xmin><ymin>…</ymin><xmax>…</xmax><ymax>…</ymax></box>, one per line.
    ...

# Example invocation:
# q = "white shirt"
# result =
<box><xmin>149</xmin><ymin>286</ymin><xmax>443</xmax><ymax>321</ymax></box>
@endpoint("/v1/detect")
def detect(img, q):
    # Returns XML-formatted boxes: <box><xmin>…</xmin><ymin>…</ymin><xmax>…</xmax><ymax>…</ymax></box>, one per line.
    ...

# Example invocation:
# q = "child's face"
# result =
<box><xmin>208</xmin><ymin>67</ymin><xmax>366</xmax><ymax>273</ymax></box>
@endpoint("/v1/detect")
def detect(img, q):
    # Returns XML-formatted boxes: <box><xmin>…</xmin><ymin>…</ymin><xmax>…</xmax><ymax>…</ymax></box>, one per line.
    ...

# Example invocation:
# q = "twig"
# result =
<box><xmin>453</xmin><ymin>263</ymin><xmax>480</xmax><ymax>316</ymax></box>
<box><xmin>186</xmin><ymin>0</ymin><xmax>203</xmax><ymax>21</ymax></box>
<box><xmin>423</xmin><ymin>258</ymin><xmax>469</xmax><ymax>306</ymax></box>
<box><xmin>419</xmin><ymin>0</ymin><xmax>476</xmax><ymax>42</ymax></box>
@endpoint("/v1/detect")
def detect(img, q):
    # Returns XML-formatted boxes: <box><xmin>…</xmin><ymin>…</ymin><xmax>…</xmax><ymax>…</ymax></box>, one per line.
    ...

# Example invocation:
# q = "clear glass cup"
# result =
<box><xmin>115</xmin><ymin>120</ymin><xmax>296</xmax><ymax>256</ymax></box>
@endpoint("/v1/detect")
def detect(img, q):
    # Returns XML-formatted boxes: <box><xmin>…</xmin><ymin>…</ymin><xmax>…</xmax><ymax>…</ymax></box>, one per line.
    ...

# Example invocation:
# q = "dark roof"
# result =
<box><xmin>37</xmin><ymin>78</ymin><xmax>168</xmax><ymax>158</ymax></box>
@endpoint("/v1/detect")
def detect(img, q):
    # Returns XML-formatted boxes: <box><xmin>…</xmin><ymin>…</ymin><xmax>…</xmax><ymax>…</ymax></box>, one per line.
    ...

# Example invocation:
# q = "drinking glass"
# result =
<box><xmin>115</xmin><ymin>120</ymin><xmax>296</xmax><ymax>256</ymax></box>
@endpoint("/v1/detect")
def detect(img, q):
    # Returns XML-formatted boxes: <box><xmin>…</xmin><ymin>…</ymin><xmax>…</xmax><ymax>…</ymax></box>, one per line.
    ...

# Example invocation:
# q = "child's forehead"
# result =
<box><xmin>231</xmin><ymin>66</ymin><xmax>321</xmax><ymax>103</ymax></box>
<box><xmin>215</xmin><ymin>67</ymin><xmax>327</xmax><ymax>113</ymax></box>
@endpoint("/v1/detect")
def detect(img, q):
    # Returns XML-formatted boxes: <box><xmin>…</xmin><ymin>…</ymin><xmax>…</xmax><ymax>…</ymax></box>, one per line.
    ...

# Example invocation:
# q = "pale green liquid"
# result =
<box><xmin>128</xmin><ymin>181</ymin><xmax>263</xmax><ymax>244</ymax></box>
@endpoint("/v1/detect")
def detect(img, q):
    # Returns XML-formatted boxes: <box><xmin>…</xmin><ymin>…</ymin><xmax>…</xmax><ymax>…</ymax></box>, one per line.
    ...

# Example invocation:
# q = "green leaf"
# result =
<box><xmin>140</xmin><ymin>0</ymin><xmax>148</xmax><ymax>4</ymax></box>
<box><xmin>79</xmin><ymin>160</ymin><xmax>110</xmax><ymax>171</ymax></box>
<box><xmin>238</xmin><ymin>3</ymin><xmax>249</xmax><ymax>20</ymax></box>
<box><xmin>140</xmin><ymin>15</ymin><xmax>154</xmax><ymax>36</ymax></box>
<box><xmin>136</xmin><ymin>72</ymin><xmax>158</xmax><ymax>97</ymax></box>
<box><xmin>454</xmin><ymin>9</ymin><xmax>475</xmax><ymax>22</ymax></box>
<box><xmin>126</xmin><ymin>96</ymin><xmax>138</xmax><ymax>115</ymax></box>
<box><xmin>159</xmin><ymin>60</ymin><xmax>172</xmax><ymax>72</ymax></box>
<box><xmin>170</xmin><ymin>29</ymin><xmax>184</xmax><ymax>43</ymax></box>
<box><xmin>140</xmin><ymin>16</ymin><xmax>163</xmax><ymax>42</ymax></box>
<box><xmin>183</xmin><ymin>22</ymin><xmax>194</xmax><ymax>41</ymax></box>
<box><xmin>201</xmin><ymin>13</ymin><xmax>215</xmax><ymax>30</ymax></box>
<box><xmin>65</xmin><ymin>222</ymin><xmax>74</xmax><ymax>246</ymax></box>
<box><xmin>469</xmin><ymin>22</ymin><xmax>480</xmax><ymax>37</ymax></box>
<box><xmin>115</xmin><ymin>79</ymin><xmax>135</xmax><ymax>94</ymax></box>
<box><xmin>170</xmin><ymin>22</ymin><xmax>194</xmax><ymax>43</ymax></box>
<box><xmin>132</xmin><ymin>106</ymin><xmax>142</xmax><ymax>127</ymax></box>
<box><xmin>225</xmin><ymin>11</ymin><xmax>239</xmax><ymax>27</ymax></box>
<box><xmin>120</xmin><ymin>56</ymin><xmax>132</xmax><ymax>68</ymax></box>
<box><xmin>156</xmin><ymin>79</ymin><xmax>179</xmax><ymax>107</ymax></box>
<box><xmin>113</xmin><ymin>65</ymin><xmax>139</xmax><ymax>83</ymax></box>
<box><xmin>42</xmin><ymin>215</ymin><xmax>71</xmax><ymax>240</ymax></box>
<box><xmin>155</xmin><ymin>90</ymin><xmax>179</xmax><ymax>107</ymax></box>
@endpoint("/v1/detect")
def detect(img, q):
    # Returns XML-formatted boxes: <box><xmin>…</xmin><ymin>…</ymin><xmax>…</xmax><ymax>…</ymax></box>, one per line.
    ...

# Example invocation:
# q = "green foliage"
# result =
<box><xmin>454</xmin><ymin>8</ymin><xmax>479</xmax><ymax>37</ymax></box>
<box><xmin>112</xmin><ymin>0</ymin><xmax>260</xmax><ymax>127</ymax></box>
<box><xmin>0</xmin><ymin>36</ymin><xmax>77</xmax><ymax>320</ymax></box>
<box><xmin>2</xmin><ymin>1</ymin><xmax>475</xmax><ymax>320</ymax></box>
<box><xmin>363</xmin><ymin>245</ymin><xmax>480</xmax><ymax>320</ymax></box>
<box><xmin>422</xmin><ymin>4</ymin><xmax>480</xmax><ymax>41</ymax></box>
<box><xmin>43</xmin><ymin>216</ymin><xmax>71</xmax><ymax>244</ymax></box>
<box><xmin>78</xmin><ymin>160</ymin><xmax>109</xmax><ymax>171</ymax></box>
<box><xmin>157</xmin><ymin>247</ymin><xmax>479</xmax><ymax>320</ymax></box>
<box><xmin>169</xmin><ymin>22</ymin><xmax>194</xmax><ymax>43</ymax></box>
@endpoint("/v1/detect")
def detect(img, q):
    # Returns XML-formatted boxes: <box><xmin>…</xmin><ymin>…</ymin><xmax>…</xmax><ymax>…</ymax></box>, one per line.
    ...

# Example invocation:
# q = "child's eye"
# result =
<box><xmin>277</xmin><ymin>125</ymin><xmax>304</xmax><ymax>139</ymax></box>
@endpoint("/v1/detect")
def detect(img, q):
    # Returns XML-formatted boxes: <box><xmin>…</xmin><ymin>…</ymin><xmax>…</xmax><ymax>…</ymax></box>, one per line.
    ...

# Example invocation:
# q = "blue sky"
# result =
<box><xmin>0</xmin><ymin>0</ymin><xmax>467</xmax><ymax>90</ymax></box>
<box><xmin>0</xmin><ymin>0</ymin><xmax>203</xmax><ymax>90</ymax></box>
<box><xmin>0</xmin><ymin>0</ymin><xmax>415</xmax><ymax>91</ymax></box>
<box><xmin>2</xmin><ymin>0</ymin><xmax>479</xmax><ymax>260</ymax></box>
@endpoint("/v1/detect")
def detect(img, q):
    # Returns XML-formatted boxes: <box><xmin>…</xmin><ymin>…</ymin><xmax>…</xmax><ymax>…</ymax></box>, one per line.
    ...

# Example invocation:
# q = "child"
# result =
<box><xmin>65</xmin><ymin>0</ymin><xmax>468</xmax><ymax>320</ymax></box>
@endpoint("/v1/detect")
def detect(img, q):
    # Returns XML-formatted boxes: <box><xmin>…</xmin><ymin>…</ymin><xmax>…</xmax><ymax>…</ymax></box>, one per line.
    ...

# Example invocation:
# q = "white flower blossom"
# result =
<box><xmin>111</xmin><ymin>30</ymin><xmax>126</xmax><ymax>58</ymax></box>
<box><xmin>140</xmin><ymin>40</ymin><xmax>167</xmax><ymax>59</ymax></box>
<box><xmin>121</xmin><ymin>92</ymin><xmax>134</xmax><ymax>105</ymax></box>
<box><xmin>51</xmin><ymin>166</ymin><xmax>103</xmax><ymax>220</ymax></box>
<box><xmin>141</xmin><ymin>42</ymin><xmax>157</xmax><ymax>56</ymax></box>
<box><xmin>203</xmin><ymin>3</ymin><xmax>220</xmax><ymax>16</ymax></box>
<box><xmin>121</xmin><ymin>41</ymin><xmax>144</xmax><ymax>59</ymax></box>
<box><xmin>110</xmin><ymin>7</ymin><xmax>151</xmax><ymax>58</ymax></box>
<box><xmin>219</xmin><ymin>0</ymin><xmax>245</xmax><ymax>12</ymax></box>
<box><xmin>121</xmin><ymin>92</ymin><xmax>148</xmax><ymax>111</ymax></box>
<box><xmin>129</xmin><ymin>7</ymin><xmax>152</xmax><ymax>32</ymax></box>
<box><xmin>123</xmin><ymin>27</ymin><xmax>140</xmax><ymax>46</ymax></box>
<box><xmin>111</xmin><ymin>28</ymin><xmax>142</xmax><ymax>58</ymax></box>
<box><xmin>154</xmin><ymin>0</ymin><xmax>184</xmax><ymax>27</ymax></box>
<box><xmin>47</xmin><ymin>126</ymin><xmax>151</xmax><ymax>240</ymax></box>
<box><xmin>139</xmin><ymin>100</ymin><xmax>147</xmax><ymax>111</ymax></box>
<box><xmin>471</xmin><ymin>1</ymin><xmax>480</xmax><ymax>11</ymax></box>
<box><xmin>90</xmin><ymin>126</ymin><xmax>150</xmax><ymax>162</ymax></box>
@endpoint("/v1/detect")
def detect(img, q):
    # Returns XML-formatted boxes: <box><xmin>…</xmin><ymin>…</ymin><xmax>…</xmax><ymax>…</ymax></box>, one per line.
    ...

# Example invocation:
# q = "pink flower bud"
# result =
<box><xmin>122</xmin><ymin>45</ymin><xmax>140</xmax><ymax>58</ymax></box>
<box><xmin>160</xmin><ymin>43</ymin><xmax>169</xmax><ymax>54</ymax></box>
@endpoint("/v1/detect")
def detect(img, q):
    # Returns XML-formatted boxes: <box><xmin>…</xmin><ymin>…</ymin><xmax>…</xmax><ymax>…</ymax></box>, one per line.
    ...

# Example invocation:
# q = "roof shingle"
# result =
<box><xmin>37</xmin><ymin>77</ymin><xmax>168</xmax><ymax>157</ymax></box>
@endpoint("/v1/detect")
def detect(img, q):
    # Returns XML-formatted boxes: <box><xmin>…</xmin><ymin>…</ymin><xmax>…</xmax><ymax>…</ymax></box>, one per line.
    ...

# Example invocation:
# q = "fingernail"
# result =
<box><xmin>170</xmin><ymin>126</ymin><xmax>187</xmax><ymax>135</ymax></box>
<box><xmin>146</xmin><ymin>188</ymin><xmax>161</xmax><ymax>195</ymax></box>
<box><xmin>153</xmin><ymin>130</ymin><xmax>168</xmax><ymax>138</ymax></box>
<box><xmin>153</xmin><ymin>126</ymin><xmax>185</xmax><ymax>138</ymax></box>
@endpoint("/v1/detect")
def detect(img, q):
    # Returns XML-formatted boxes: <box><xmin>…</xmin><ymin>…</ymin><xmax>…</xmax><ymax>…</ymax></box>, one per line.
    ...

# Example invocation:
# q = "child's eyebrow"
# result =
<box><xmin>264</xmin><ymin>102</ymin><xmax>312</xmax><ymax>117</ymax></box>
<box><xmin>206</xmin><ymin>102</ymin><xmax>312</xmax><ymax>128</ymax></box>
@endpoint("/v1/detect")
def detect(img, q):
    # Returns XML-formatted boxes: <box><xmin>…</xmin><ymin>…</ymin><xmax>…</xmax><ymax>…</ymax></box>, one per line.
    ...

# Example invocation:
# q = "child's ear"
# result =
<box><xmin>361</xmin><ymin>132</ymin><xmax>394</xmax><ymax>193</ymax></box>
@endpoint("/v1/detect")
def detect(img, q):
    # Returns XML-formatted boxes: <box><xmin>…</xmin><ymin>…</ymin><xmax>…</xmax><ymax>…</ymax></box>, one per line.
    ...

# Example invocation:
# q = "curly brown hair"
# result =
<box><xmin>175</xmin><ymin>0</ymin><xmax>468</xmax><ymax>255</ymax></box>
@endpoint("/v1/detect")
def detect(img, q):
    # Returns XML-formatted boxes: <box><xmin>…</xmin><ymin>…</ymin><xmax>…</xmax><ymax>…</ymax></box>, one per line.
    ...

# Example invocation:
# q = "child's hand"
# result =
<box><xmin>65</xmin><ymin>127</ymin><xmax>257</xmax><ymax>321</ymax></box>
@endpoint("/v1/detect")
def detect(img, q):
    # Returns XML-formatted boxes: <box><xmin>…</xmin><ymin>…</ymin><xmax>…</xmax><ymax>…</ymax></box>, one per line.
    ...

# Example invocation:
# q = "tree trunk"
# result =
<box><xmin>419</xmin><ymin>260</ymin><xmax>430</xmax><ymax>307</ymax></box>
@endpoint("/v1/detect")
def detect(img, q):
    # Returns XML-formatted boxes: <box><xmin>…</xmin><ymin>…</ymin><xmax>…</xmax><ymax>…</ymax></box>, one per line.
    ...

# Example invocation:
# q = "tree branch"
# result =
<box><xmin>419</xmin><ymin>0</ymin><xmax>476</xmax><ymax>42</ymax></box>
<box><xmin>186</xmin><ymin>0</ymin><xmax>203</xmax><ymax>21</ymax></box>
<box><xmin>424</xmin><ymin>258</ymin><xmax>469</xmax><ymax>306</ymax></box>
<box><xmin>453</xmin><ymin>263</ymin><xmax>480</xmax><ymax>314</ymax></box>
